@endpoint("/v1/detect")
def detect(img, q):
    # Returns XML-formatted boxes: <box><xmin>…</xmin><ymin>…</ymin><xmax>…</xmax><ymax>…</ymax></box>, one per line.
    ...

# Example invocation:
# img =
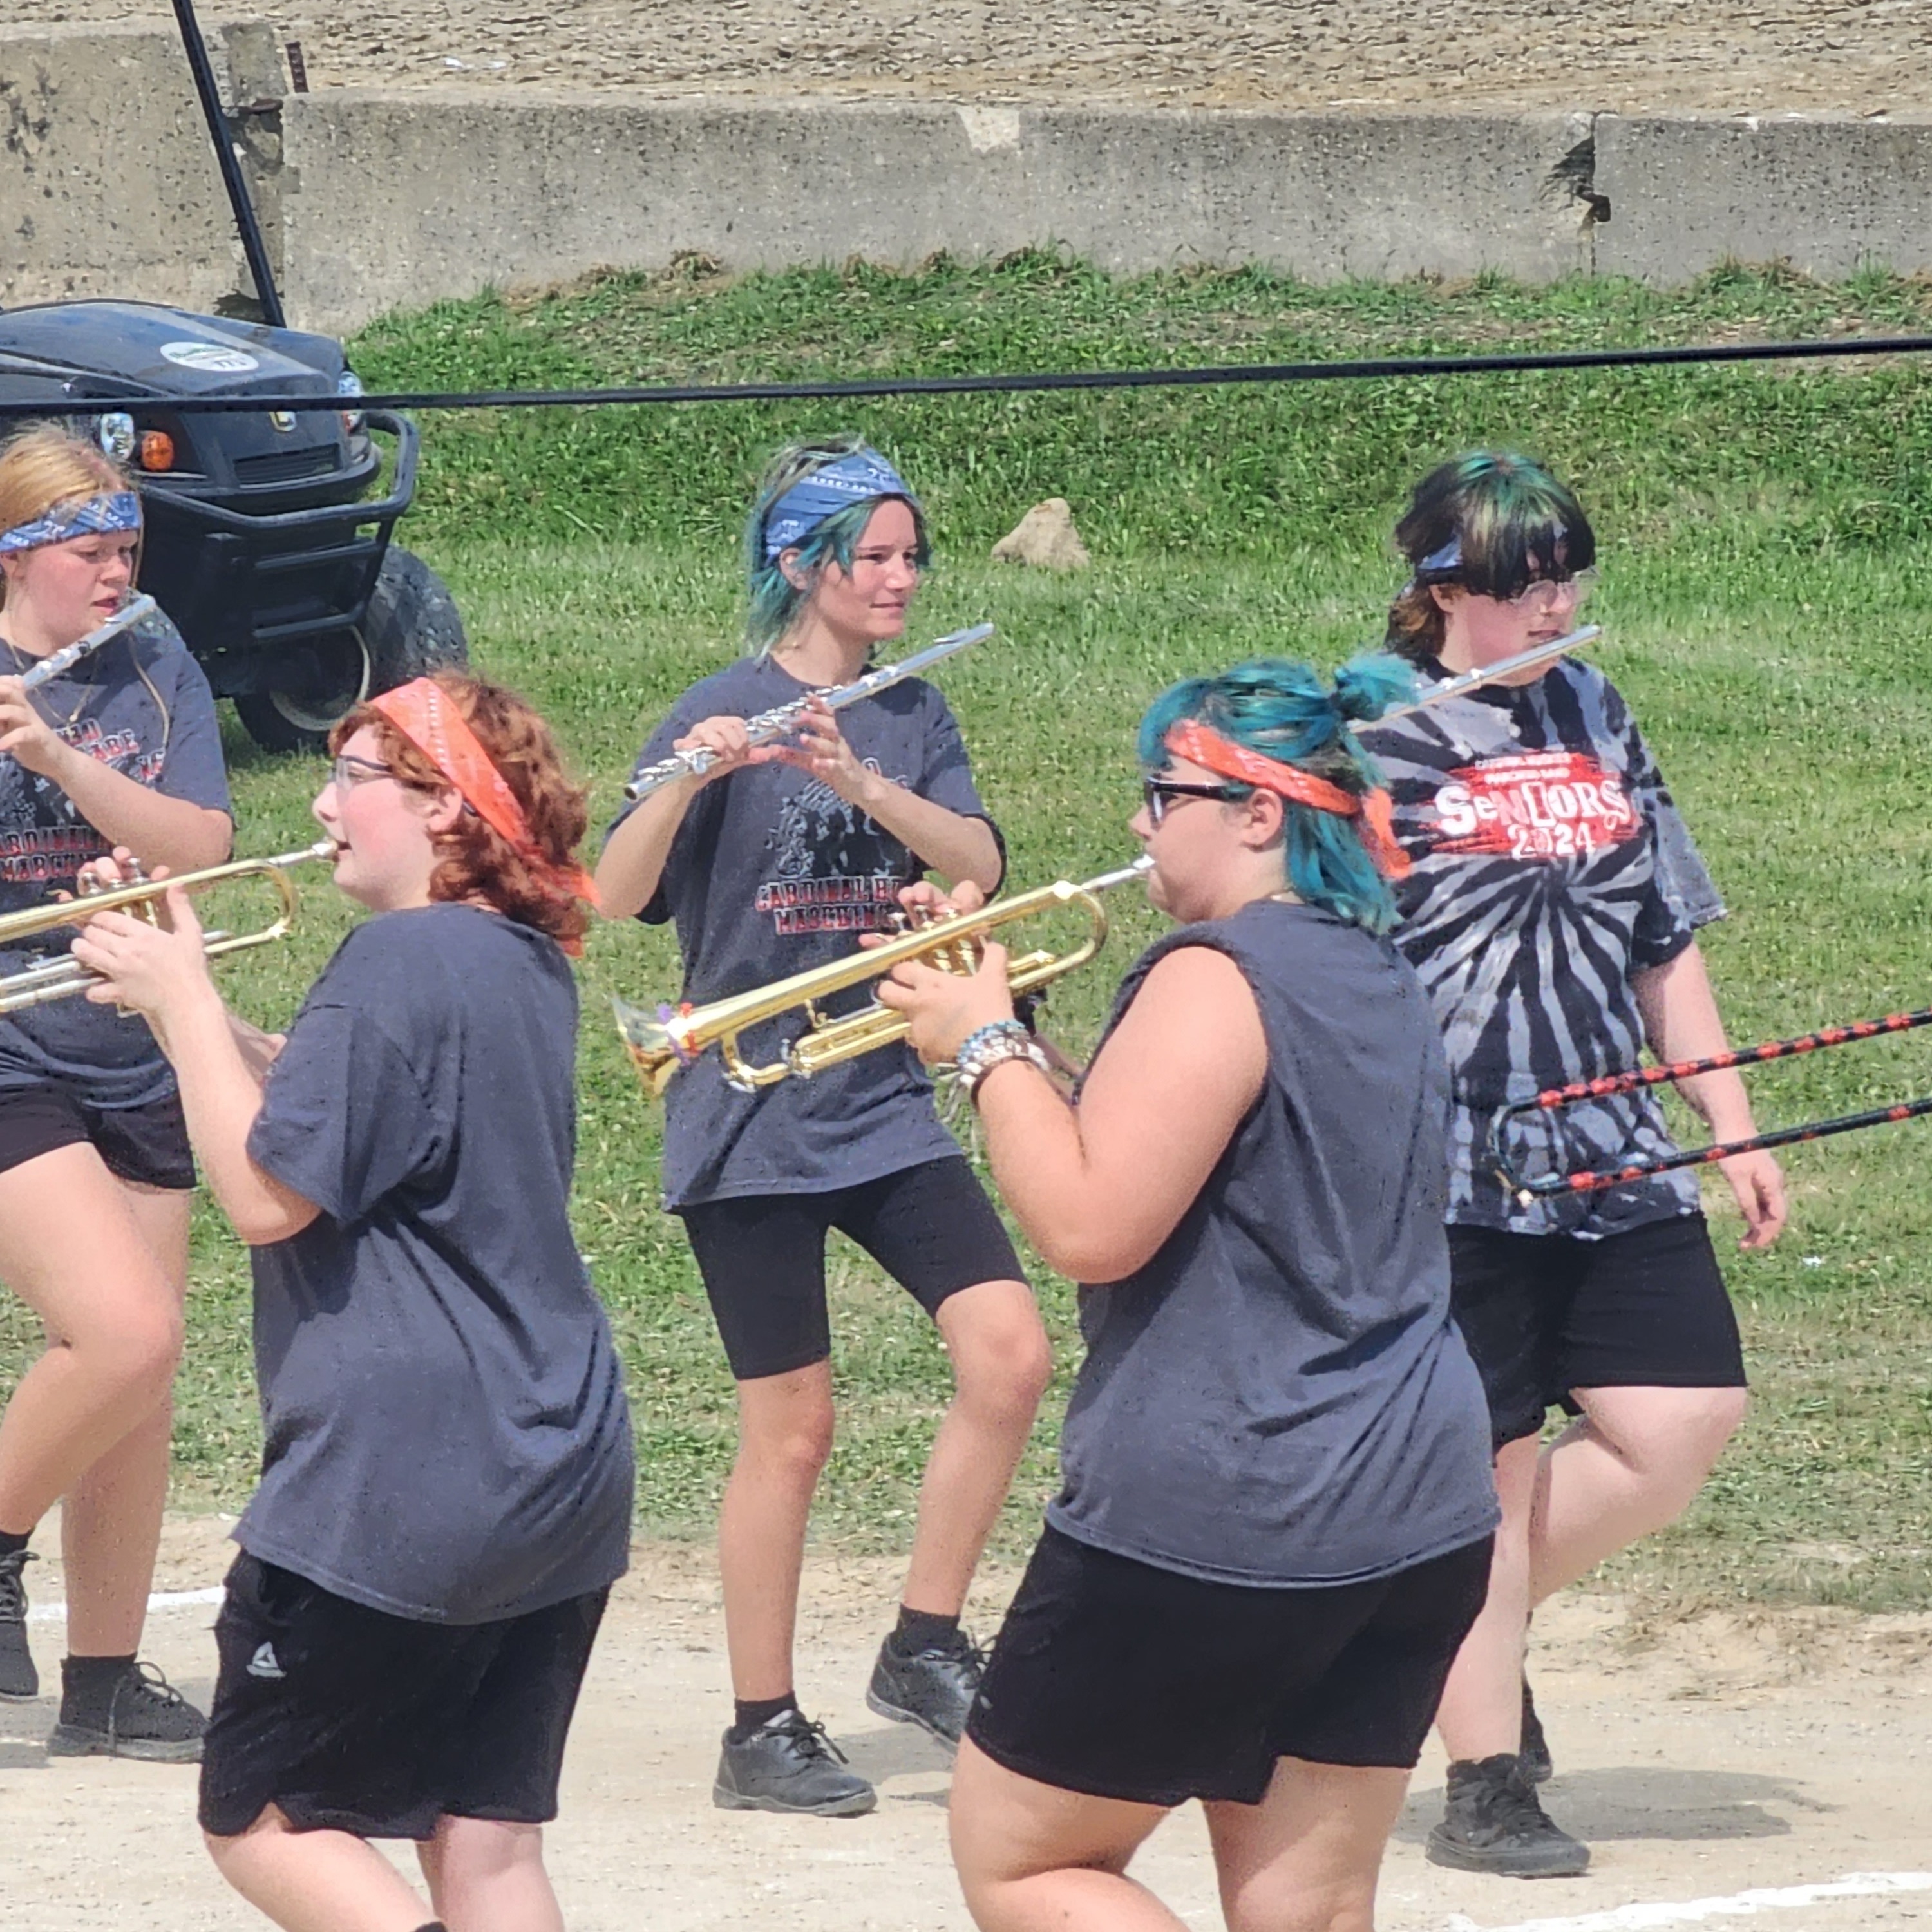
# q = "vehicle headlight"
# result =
<box><xmin>336</xmin><ymin>370</ymin><xmax>366</xmax><ymax>433</ymax></box>
<box><xmin>95</xmin><ymin>413</ymin><xmax>136</xmax><ymax>462</ymax></box>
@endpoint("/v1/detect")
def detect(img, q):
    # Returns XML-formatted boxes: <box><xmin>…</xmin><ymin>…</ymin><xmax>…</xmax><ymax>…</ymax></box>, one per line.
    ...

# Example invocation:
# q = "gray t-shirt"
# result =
<box><xmin>0</xmin><ymin>612</ymin><xmax>231</xmax><ymax>1107</ymax></box>
<box><xmin>609</xmin><ymin>654</ymin><xmax>1002</xmax><ymax>1208</ymax></box>
<box><xmin>1048</xmin><ymin>899</ymin><xmax>1498</xmax><ymax>1587</ymax></box>
<box><xmin>242</xmin><ymin>904</ymin><xmax>634</xmax><ymax>1625</ymax></box>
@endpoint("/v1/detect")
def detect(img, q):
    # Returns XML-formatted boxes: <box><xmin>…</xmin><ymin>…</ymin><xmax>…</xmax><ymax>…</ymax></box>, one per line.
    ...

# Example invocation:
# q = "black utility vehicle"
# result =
<box><xmin>0</xmin><ymin>299</ymin><xmax>466</xmax><ymax>750</ymax></box>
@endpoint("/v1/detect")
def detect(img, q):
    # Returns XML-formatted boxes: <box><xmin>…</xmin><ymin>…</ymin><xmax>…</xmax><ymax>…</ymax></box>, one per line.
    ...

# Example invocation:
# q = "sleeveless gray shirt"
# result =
<box><xmin>1048</xmin><ymin>898</ymin><xmax>1498</xmax><ymax>1587</ymax></box>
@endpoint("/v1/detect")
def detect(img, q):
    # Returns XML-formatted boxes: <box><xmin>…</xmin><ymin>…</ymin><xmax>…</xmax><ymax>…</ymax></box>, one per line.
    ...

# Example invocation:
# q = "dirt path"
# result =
<box><xmin>5</xmin><ymin>1513</ymin><xmax>1929</xmax><ymax>1931</ymax></box>
<box><xmin>10</xmin><ymin>2</ymin><xmax>1932</xmax><ymax>117</ymax></box>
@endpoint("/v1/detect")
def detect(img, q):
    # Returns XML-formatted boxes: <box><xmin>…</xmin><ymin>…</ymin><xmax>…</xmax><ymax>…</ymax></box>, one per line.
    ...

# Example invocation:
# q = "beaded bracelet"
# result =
<box><xmin>954</xmin><ymin>1019</ymin><xmax>1048</xmax><ymax>1104</ymax></box>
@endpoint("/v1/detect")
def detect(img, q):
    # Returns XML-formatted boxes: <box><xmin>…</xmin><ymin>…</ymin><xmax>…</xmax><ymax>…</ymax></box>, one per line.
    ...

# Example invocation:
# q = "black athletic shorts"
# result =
<box><xmin>199</xmin><ymin>1552</ymin><xmax>608</xmax><ymax>1841</ymax></box>
<box><xmin>966</xmin><ymin>1525</ymin><xmax>1494</xmax><ymax>1807</ymax></box>
<box><xmin>1448</xmin><ymin>1211</ymin><xmax>1747</xmax><ymax>1450</ymax></box>
<box><xmin>679</xmin><ymin>1157</ymin><xmax>1026</xmax><ymax>1381</ymax></box>
<box><xmin>0</xmin><ymin>1081</ymin><xmax>194</xmax><ymax>1191</ymax></box>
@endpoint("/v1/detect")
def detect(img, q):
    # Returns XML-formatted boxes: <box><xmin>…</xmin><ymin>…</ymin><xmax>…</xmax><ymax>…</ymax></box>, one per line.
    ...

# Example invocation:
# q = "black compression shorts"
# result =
<box><xmin>678</xmin><ymin>1157</ymin><xmax>1026</xmax><ymax>1381</ymax></box>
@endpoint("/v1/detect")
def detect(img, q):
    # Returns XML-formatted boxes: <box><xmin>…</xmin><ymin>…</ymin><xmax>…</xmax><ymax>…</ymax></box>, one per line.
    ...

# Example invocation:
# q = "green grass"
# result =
<box><xmin>6</xmin><ymin>255</ymin><xmax>1932</xmax><ymax>1614</ymax></box>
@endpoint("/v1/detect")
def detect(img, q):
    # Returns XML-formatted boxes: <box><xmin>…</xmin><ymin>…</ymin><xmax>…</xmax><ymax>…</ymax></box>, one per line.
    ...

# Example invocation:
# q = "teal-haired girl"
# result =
<box><xmin>596</xmin><ymin>437</ymin><xmax>1048</xmax><ymax>1820</ymax></box>
<box><xmin>1360</xmin><ymin>450</ymin><xmax>1786</xmax><ymax>1879</ymax></box>
<box><xmin>880</xmin><ymin>656</ymin><xmax>1499</xmax><ymax>1932</ymax></box>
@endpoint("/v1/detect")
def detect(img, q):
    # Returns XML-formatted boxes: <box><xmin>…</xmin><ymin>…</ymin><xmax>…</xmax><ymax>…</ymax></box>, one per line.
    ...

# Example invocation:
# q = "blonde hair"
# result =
<box><xmin>0</xmin><ymin>426</ymin><xmax>136</xmax><ymax>612</ymax></box>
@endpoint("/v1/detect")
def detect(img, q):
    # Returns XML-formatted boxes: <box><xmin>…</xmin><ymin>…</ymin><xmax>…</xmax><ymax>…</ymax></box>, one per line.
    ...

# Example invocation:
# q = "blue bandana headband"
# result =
<box><xmin>761</xmin><ymin>451</ymin><xmax>916</xmax><ymax>561</ymax></box>
<box><xmin>0</xmin><ymin>491</ymin><xmax>143</xmax><ymax>556</ymax></box>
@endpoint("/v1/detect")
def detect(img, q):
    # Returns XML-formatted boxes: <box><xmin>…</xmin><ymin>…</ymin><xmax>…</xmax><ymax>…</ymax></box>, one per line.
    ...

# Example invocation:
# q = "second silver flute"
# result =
<box><xmin>623</xmin><ymin>621</ymin><xmax>996</xmax><ymax>804</ymax></box>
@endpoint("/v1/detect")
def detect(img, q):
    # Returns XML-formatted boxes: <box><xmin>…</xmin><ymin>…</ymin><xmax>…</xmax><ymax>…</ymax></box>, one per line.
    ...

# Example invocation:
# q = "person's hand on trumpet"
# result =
<box><xmin>68</xmin><ymin>877</ymin><xmax>216</xmax><ymax>1054</ymax></box>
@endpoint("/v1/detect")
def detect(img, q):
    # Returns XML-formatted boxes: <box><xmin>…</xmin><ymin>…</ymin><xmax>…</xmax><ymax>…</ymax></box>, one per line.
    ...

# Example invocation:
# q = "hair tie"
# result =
<box><xmin>0</xmin><ymin>491</ymin><xmax>142</xmax><ymax>555</ymax></box>
<box><xmin>1164</xmin><ymin>719</ymin><xmax>1411</xmax><ymax>880</ymax></box>
<box><xmin>761</xmin><ymin>449</ymin><xmax>916</xmax><ymax>560</ymax></box>
<box><xmin>368</xmin><ymin>679</ymin><xmax>600</xmax><ymax>941</ymax></box>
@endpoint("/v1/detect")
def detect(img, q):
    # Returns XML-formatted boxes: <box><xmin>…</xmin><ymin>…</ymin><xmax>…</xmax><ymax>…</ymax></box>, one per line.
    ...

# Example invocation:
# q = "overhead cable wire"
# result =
<box><xmin>6</xmin><ymin>330</ymin><xmax>1932</xmax><ymax>421</ymax></box>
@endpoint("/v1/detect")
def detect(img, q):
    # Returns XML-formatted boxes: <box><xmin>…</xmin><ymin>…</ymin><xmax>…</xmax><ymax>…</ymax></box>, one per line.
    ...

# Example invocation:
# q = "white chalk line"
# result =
<box><xmin>26</xmin><ymin>1584</ymin><xmax>223</xmax><ymax>1625</ymax></box>
<box><xmin>1441</xmin><ymin>1870</ymin><xmax>1932</xmax><ymax>1932</ymax></box>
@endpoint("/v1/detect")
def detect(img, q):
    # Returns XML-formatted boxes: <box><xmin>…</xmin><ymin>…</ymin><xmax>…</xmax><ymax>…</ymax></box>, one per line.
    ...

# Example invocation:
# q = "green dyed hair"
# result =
<box><xmin>1383</xmin><ymin>451</ymin><xmax>1596</xmax><ymax>665</ymax></box>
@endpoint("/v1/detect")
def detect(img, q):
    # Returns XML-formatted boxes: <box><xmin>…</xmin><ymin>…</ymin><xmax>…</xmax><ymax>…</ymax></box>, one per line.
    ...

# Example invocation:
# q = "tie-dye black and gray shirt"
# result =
<box><xmin>1358</xmin><ymin>657</ymin><xmax>1721</xmax><ymax>1238</ymax></box>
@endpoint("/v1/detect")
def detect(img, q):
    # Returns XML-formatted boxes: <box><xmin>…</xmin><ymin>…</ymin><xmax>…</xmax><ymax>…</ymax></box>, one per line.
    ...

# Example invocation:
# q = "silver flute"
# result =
<box><xmin>623</xmin><ymin>621</ymin><xmax>996</xmax><ymax>803</ymax></box>
<box><xmin>12</xmin><ymin>594</ymin><xmax>160</xmax><ymax>693</ymax></box>
<box><xmin>1360</xmin><ymin>624</ymin><xmax>1602</xmax><ymax>730</ymax></box>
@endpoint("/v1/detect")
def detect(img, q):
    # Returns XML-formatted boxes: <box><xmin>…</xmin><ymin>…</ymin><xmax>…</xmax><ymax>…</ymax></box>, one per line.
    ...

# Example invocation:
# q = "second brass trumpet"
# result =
<box><xmin>616</xmin><ymin>858</ymin><xmax>1152</xmax><ymax>1097</ymax></box>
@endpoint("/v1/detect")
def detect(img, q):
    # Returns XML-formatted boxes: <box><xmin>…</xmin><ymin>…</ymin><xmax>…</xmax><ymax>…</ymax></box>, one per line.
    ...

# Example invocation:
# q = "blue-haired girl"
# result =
<box><xmin>1360</xmin><ymin>451</ymin><xmax>1785</xmax><ymax>1879</ymax></box>
<box><xmin>596</xmin><ymin>437</ymin><xmax>1049</xmax><ymax>1819</ymax></box>
<box><xmin>880</xmin><ymin>657</ymin><xmax>1498</xmax><ymax>1932</ymax></box>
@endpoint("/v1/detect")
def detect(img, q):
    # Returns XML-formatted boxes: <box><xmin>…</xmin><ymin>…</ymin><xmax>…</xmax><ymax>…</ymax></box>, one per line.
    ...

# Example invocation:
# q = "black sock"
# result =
<box><xmin>891</xmin><ymin>1605</ymin><xmax>961</xmax><ymax>1654</ymax></box>
<box><xmin>61</xmin><ymin>1653</ymin><xmax>135</xmax><ymax>1725</ymax></box>
<box><xmin>0</xmin><ymin>1528</ymin><xmax>30</xmax><ymax>1558</ymax></box>
<box><xmin>729</xmin><ymin>1691</ymin><xmax>799</xmax><ymax>1742</ymax></box>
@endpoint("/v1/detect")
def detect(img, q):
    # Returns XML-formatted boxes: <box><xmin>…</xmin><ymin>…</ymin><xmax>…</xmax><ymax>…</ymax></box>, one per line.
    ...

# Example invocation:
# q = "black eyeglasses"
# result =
<box><xmin>1142</xmin><ymin>777</ymin><xmax>1247</xmax><ymax>828</ymax></box>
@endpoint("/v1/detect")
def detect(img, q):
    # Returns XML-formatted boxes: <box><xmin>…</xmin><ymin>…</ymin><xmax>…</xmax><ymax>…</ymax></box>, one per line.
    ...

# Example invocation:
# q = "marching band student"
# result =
<box><xmin>880</xmin><ymin>657</ymin><xmax>1499</xmax><ymax>1932</ymax></box>
<box><xmin>1360</xmin><ymin>452</ymin><xmax>1786</xmax><ymax>1878</ymax></box>
<box><xmin>71</xmin><ymin>673</ymin><xmax>632</xmax><ymax>1932</ymax></box>
<box><xmin>0</xmin><ymin>425</ymin><xmax>231</xmax><ymax>1759</ymax></box>
<box><xmin>596</xmin><ymin>437</ymin><xmax>1051</xmax><ymax>1818</ymax></box>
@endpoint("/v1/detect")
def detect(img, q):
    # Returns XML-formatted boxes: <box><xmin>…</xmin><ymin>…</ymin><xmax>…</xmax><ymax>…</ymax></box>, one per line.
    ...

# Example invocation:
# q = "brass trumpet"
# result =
<box><xmin>0</xmin><ymin>840</ymin><xmax>337</xmax><ymax>1014</ymax></box>
<box><xmin>616</xmin><ymin>857</ymin><xmax>1152</xmax><ymax>1097</ymax></box>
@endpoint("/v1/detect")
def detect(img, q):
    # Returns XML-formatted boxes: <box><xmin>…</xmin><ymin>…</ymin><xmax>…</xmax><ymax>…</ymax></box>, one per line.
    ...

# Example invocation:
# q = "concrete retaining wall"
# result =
<box><xmin>278</xmin><ymin>96</ymin><xmax>1596</xmax><ymax>335</ymax></box>
<box><xmin>1595</xmin><ymin>114</ymin><xmax>1932</xmax><ymax>281</ymax></box>
<box><xmin>1</xmin><ymin>21</ymin><xmax>285</xmax><ymax>315</ymax></box>
<box><xmin>5</xmin><ymin>21</ymin><xmax>1931</xmax><ymax>336</ymax></box>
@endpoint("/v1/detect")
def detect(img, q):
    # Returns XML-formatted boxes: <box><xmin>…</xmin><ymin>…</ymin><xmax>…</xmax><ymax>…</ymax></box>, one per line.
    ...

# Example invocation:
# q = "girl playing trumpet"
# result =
<box><xmin>70</xmin><ymin>672</ymin><xmax>632</xmax><ymax>1932</ymax></box>
<box><xmin>880</xmin><ymin>656</ymin><xmax>1497</xmax><ymax>1932</ymax></box>
<box><xmin>597</xmin><ymin>437</ymin><xmax>1050</xmax><ymax>1817</ymax></box>
<box><xmin>0</xmin><ymin>424</ymin><xmax>231</xmax><ymax>1758</ymax></box>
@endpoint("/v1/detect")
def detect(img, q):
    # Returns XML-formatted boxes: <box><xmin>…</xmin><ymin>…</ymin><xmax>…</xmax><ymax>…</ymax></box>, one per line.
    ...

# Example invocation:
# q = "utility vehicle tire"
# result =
<box><xmin>234</xmin><ymin>549</ymin><xmax>469</xmax><ymax>753</ymax></box>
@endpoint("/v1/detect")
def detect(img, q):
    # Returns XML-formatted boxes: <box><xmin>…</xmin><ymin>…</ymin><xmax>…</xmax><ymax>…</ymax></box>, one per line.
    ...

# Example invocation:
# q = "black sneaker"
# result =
<box><xmin>1427</xmin><ymin>1753</ymin><xmax>1591</xmax><ymax>1878</ymax></box>
<box><xmin>1520</xmin><ymin>1674</ymin><xmax>1554</xmax><ymax>1784</ymax></box>
<box><xmin>47</xmin><ymin>1660</ymin><xmax>207</xmax><ymax>1763</ymax></box>
<box><xmin>0</xmin><ymin>1549</ymin><xmax>37</xmax><ymax>1701</ymax></box>
<box><xmin>713</xmin><ymin>1709</ymin><xmax>876</xmax><ymax>1817</ymax></box>
<box><xmin>865</xmin><ymin>1627</ymin><xmax>985</xmax><ymax>1747</ymax></box>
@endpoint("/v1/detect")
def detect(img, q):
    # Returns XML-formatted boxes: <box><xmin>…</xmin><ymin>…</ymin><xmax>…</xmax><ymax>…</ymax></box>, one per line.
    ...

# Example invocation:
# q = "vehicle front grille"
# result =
<box><xmin>234</xmin><ymin>447</ymin><xmax>339</xmax><ymax>487</ymax></box>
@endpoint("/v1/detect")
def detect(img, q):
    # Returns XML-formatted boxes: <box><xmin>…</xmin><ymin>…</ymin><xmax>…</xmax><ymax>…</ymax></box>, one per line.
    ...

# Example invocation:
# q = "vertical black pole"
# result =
<box><xmin>171</xmin><ymin>0</ymin><xmax>287</xmax><ymax>328</ymax></box>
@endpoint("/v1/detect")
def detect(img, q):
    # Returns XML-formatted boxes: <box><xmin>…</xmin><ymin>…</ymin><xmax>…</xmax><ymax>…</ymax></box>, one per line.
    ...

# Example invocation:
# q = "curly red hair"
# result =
<box><xmin>330</xmin><ymin>672</ymin><xmax>592</xmax><ymax>949</ymax></box>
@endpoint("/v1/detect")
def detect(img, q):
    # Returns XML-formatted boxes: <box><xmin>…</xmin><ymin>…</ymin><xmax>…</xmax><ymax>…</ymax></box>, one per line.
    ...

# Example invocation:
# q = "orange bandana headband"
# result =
<box><xmin>368</xmin><ymin>678</ymin><xmax>601</xmax><ymax>913</ymax></box>
<box><xmin>1164</xmin><ymin>720</ymin><xmax>1411</xmax><ymax>880</ymax></box>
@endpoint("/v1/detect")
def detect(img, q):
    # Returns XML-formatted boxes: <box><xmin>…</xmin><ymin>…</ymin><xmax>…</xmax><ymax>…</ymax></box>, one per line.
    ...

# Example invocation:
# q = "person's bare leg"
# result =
<box><xmin>59</xmin><ymin>1179</ymin><xmax>191</xmax><ymax>1656</ymax></box>
<box><xmin>716</xmin><ymin>1361</ymin><xmax>835</xmax><ymax>1699</ymax></box>
<box><xmin>902</xmin><ymin>1280</ymin><xmax>1050</xmax><ymax>1616</ymax></box>
<box><xmin>1432</xmin><ymin>1434</ymin><xmax>1539</xmax><ymax>1762</ymax></box>
<box><xmin>949</xmin><ymin>1736</ymin><xmax>1180</xmax><ymax>1932</ymax></box>
<box><xmin>1529</xmin><ymin>1383</ymin><xmax>1747</xmax><ymax>1604</ymax></box>
<box><xmin>419</xmin><ymin>1816</ymin><xmax>562</xmax><ymax>1932</ymax></box>
<box><xmin>206</xmin><ymin>1808</ymin><xmax>431</xmax><ymax>1932</ymax></box>
<box><xmin>1206</xmin><ymin>1756</ymin><xmax>1413</xmax><ymax>1932</ymax></box>
<box><xmin>0</xmin><ymin>1147</ymin><xmax>182</xmax><ymax>1537</ymax></box>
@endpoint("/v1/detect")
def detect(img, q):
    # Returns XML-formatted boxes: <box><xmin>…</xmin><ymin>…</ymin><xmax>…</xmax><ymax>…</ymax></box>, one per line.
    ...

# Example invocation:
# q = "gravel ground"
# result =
<box><xmin>5</xmin><ymin>1515</ymin><xmax>1931</xmax><ymax>1931</ymax></box>
<box><xmin>9</xmin><ymin>1</ymin><xmax>1932</xmax><ymax>115</ymax></box>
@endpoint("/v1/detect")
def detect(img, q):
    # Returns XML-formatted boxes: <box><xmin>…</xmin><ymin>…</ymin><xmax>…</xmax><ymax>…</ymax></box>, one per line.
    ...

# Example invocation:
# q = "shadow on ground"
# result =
<box><xmin>1396</xmin><ymin>1767</ymin><xmax>1830</xmax><ymax>1847</ymax></box>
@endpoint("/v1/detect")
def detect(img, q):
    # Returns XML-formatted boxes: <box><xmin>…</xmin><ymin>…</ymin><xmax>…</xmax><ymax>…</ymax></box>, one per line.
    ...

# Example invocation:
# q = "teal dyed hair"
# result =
<box><xmin>1385</xmin><ymin>451</ymin><xmax>1596</xmax><ymax>665</ymax></box>
<box><xmin>1136</xmin><ymin>654</ymin><xmax>1416</xmax><ymax>934</ymax></box>
<box><xmin>742</xmin><ymin>435</ymin><xmax>931</xmax><ymax>654</ymax></box>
